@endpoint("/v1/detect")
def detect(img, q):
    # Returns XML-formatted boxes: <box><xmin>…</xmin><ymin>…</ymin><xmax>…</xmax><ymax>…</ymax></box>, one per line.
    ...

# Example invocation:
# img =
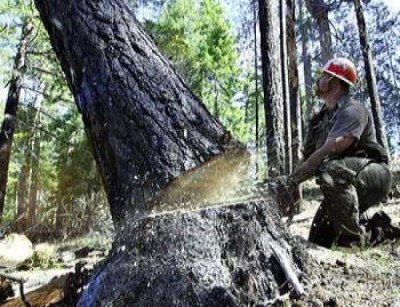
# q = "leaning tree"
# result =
<box><xmin>34</xmin><ymin>0</ymin><xmax>306</xmax><ymax>305</ymax></box>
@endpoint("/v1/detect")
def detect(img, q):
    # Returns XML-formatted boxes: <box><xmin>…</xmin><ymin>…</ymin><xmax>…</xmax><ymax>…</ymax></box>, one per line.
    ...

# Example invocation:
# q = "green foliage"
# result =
<box><xmin>30</xmin><ymin>243</ymin><xmax>57</xmax><ymax>269</ymax></box>
<box><xmin>147</xmin><ymin>0</ymin><xmax>250</xmax><ymax>140</ymax></box>
<box><xmin>0</xmin><ymin>0</ymin><xmax>108</xmax><ymax>236</ymax></box>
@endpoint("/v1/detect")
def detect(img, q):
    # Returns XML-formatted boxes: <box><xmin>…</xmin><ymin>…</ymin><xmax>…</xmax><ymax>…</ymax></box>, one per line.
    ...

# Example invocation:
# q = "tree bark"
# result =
<box><xmin>305</xmin><ymin>0</ymin><xmax>333</xmax><ymax>64</ymax></box>
<box><xmin>27</xmin><ymin>105</ymin><xmax>41</xmax><ymax>227</ymax></box>
<box><xmin>258</xmin><ymin>0</ymin><xmax>285</xmax><ymax>175</ymax></box>
<box><xmin>0</xmin><ymin>20</ymin><xmax>33</xmax><ymax>223</ymax></box>
<box><xmin>15</xmin><ymin>138</ymin><xmax>31</xmax><ymax>232</ymax></box>
<box><xmin>34</xmin><ymin>0</ymin><xmax>232</xmax><ymax>224</ymax></box>
<box><xmin>280</xmin><ymin>0</ymin><xmax>292</xmax><ymax>174</ymax></box>
<box><xmin>78</xmin><ymin>200</ymin><xmax>305</xmax><ymax>306</ymax></box>
<box><xmin>286</xmin><ymin>0</ymin><xmax>302</xmax><ymax>168</ymax></box>
<box><xmin>299</xmin><ymin>0</ymin><xmax>313</xmax><ymax>126</ymax></box>
<box><xmin>253</xmin><ymin>0</ymin><xmax>260</xmax><ymax>146</ymax></box>
<box><xmin>15</xmin><ymin>138</ymin><xmax>31</xmax><ymax>231</ymax></box>
<box><xmin>353</xmin><ymin>0</ymin><xmax>390</xmax><ymax>154</ymax></box>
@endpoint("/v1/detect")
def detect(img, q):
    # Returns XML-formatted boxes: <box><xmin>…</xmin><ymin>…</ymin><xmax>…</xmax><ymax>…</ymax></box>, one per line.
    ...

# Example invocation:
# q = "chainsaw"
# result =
<box><xmin>267</xmin><ymin>176</ymin><xmax>301</xmax><ymax>225</ymax></box>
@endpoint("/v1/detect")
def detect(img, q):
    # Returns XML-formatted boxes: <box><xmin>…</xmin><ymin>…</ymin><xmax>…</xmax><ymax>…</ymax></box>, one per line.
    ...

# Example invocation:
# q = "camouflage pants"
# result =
<box><xmin>309</xmin><ymin>157</ymin><xmax>392</xmax><ymax>247</ymax></box>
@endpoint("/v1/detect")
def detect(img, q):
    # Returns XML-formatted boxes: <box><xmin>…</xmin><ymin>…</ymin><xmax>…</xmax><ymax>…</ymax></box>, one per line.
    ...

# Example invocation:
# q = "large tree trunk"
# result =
<box><xmin>34</xmin><ymin>0</ymin><xmax>232</xmax><ymax>224</ymax></box>
<box><xmin>0</xmin><ymin>20</ymin><xmax>33</xmax><ymax>222</ymax></box>
<box><xmin>353</xmin><ymin>0</ymin><xmax>390</xmax><ymax>154</ymax></box>
<box><xmin>258</xmin><ymin>0</ymin><xmax>286</xmax><ymax>174</ymax></box>
<box><xmin>305</xmin><ymin>0</ymin><xmax>333</xmax><ymax>64</ymax></box>
<box><xmin>34</xmin><ymin>0</ymin><xmax>306</xmax><ymax>304</ymax></box>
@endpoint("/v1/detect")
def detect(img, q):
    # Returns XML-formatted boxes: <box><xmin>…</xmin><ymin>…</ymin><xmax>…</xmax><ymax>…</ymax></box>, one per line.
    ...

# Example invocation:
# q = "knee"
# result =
<box><xmin>316</xmin><ymin>171</ymin><xmax>335</xmax><ymax>191</ymax></box>
<box><xmin>316</xmin><ymin>170</ymin><xmax>348</xmax><ymax>191</ymax></box>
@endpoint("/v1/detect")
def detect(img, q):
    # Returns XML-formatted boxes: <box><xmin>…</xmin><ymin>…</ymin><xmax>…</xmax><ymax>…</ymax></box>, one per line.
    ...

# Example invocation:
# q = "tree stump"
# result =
<box><xmin>78</xmin><ymin>200</ymin><xmax>305</xmax><ymax>306</ymax></box>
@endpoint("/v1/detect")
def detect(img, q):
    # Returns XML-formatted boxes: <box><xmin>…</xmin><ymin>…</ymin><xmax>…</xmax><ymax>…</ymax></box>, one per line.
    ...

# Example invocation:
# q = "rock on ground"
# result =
<box><xmin>0</xmin><ymin>234</ymin><xmax>33</xmax><ymax>268</ymax></box>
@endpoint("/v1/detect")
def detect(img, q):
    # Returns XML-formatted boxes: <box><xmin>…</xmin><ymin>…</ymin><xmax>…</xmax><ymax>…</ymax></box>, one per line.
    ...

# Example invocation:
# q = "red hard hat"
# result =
<box><xmin>323</xmin><ymin>58</ymin><xmax>357</xmax><ymax>86</ymax></box>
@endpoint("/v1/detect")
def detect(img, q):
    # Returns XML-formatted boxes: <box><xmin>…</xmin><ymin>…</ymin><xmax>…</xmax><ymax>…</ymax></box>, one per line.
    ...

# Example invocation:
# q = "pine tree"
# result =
<box><xmin>353</xmin><ymin>0</ymin><xmax>390</xmax><ymax>153</ymax></box>
<box><xmin>0</xmin><ymin>20</ymin><xmax>33</xmax><ymax>222</ymax></box>
<box><xmin>258</xmin><ymin>0</ymin><xmax>286</xmax><ymax>174</ymax></box>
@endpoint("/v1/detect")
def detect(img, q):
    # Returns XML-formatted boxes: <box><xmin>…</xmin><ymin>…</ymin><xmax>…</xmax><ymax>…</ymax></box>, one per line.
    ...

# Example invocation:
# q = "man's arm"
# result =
<box><xmin>291</xmin><ymin>136</ymin><xmax>356</xmax><ymax>184</ymax></box>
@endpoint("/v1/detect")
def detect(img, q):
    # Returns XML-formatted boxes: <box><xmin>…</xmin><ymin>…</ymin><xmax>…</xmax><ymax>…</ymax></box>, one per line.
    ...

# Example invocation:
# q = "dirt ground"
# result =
<box><xmin>285</xmin><ymin>191</ymin><xmax>400</xmax><ymax>306</ymax></box>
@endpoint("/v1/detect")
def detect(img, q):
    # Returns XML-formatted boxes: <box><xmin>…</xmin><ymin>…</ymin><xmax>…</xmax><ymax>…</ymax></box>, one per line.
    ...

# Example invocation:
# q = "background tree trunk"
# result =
<box><xmin>286</xmin><ymin>0</ymin><xmax>302</xmax><ymax>169</ymax></box>
<box><xmin>15</xmin><ymin>139</ymin><xmax>31</xmax><ymax>231</ymax></box>
<box><xmin>280</xmin><ymin>0</ymin><xmax>292</xmax><ymax>174</ymax></box>
<box><xmin>253</xmin><ymin>0</ymin><xmax>260</xmax><ymax>147</ymax></box>
<box><xmin>0</xmin><ymin>20</ymin><xmax>33</xmax><ymax>223</ymax></box>
<box><xmin>34</xmin><ymin>0</ymin><xmax>232</xmax><ymax>225</ymax></box>
<box><xmin>299</xmin><ymin>0</ymin><xmax>313</xmax><ymax>126</ymax></box>
<box><xmin>258</xmin><ymin>0</ymin><xmax>286</xmax><ymax>175</ymax></box>
<box><xmin>305</xmin><ymin>0</ymin><xmax>333</xmax><ymax>64</ymax></box>
<box><xmin>287</xmin><ymin>0</ymin><xmax>303</xmax><ymax>211</ymax></box>
<box><xmin>27</xmin><ymin>105</ymin><xmax>41</xmax><ymax>227</ymax></box>
<box><xmin>353</xmin><ymin>0</ymin><xmax>390</xmax><ymax>154</ymax></box>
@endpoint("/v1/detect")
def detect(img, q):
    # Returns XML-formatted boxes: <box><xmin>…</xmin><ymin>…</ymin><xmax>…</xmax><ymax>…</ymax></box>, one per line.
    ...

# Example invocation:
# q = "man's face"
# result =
<box><xmin>316</xmin><ymin>72</ymin><xmax>338</xmax><ymax>98</ymax></box>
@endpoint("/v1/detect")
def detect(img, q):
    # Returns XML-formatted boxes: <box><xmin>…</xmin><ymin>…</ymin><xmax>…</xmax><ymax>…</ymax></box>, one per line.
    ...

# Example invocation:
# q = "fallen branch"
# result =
<box><xmin>0</xmin><ymin>272</ymin><xmax>31</xmax><ymax>307</ymax></box>
<box><xmin>270</xmin><ymin>242</ymin><xmax>305</xmax><ymax>298</ymax></box>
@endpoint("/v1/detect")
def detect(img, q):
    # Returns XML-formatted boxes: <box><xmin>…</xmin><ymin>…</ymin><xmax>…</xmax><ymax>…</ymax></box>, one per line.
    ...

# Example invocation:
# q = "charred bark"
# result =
<box><xmin>353</xmin><ymin>0</ymin><xmax>390</xmax><ymax>154</ymax></box>
<box><xmin>34</xmin><ymin>0</ymin><xmax>232</xmax><ymax>224</ymax></box>
<box><xmin>78</xmin><ymin>200</ymin><xmax>306</xmax><ymax>306</ymax></box>
<box><xmin>0</xmin><ymin>20</ymin><xmax>33</xmax><ymax>222</ymax></box>
<box><xmin>258</xmin><ymin>0</ymin><xmax>286</xmax><ymax>174</ymax></box>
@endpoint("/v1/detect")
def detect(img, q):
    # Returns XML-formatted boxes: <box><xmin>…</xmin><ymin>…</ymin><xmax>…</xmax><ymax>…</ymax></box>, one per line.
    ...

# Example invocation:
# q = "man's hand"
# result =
<box><xmin>268</xmin><ymin>175</ymin><xmax>300</xmax><ymax>218</ymax></box>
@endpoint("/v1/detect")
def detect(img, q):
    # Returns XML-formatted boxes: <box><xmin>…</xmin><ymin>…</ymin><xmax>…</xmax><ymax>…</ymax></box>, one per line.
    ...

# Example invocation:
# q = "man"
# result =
<box><xmin>287</xmin><ymin>57</ymin><xmax>392</xmax><ymax>247</ymax></box>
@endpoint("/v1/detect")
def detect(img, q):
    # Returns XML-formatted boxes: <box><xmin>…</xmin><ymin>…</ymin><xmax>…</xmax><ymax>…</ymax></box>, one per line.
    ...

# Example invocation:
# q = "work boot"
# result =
<box><xmin>366</xmin><ymin>211</ymin><xmax>400</xmax><ymax>245</ymax></box>
<box><xmin>335</xmin><ymin>225</ymin><xmax>370</xmax><ymax>248</ymax></box>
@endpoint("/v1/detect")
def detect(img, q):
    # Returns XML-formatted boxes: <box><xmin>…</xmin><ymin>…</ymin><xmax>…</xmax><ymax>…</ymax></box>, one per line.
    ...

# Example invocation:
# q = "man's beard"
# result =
<box><xmin>314</xmin><ymin>84</ymin><xmax>323</xmax><ymax>98</ymax></box>
<box><xmin>314</xmin><ymin>78</ymin><xmax>340</xmax><ymax>98</ymax></box>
